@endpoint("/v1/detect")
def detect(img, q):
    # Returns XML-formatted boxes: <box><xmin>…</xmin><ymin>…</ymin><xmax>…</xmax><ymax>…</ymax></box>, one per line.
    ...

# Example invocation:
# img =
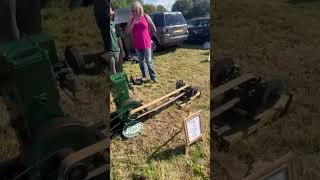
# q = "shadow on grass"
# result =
<box><xmin>180</xmin><ymin>43</ymin><xmax>205</xmax><ymax>50</ymax></box>
<box><xmin>153</xmin><ymin>46</ymin><xmax>178</xmax><ymax>57</ymax></box>
<box><xmin>148</xmin><ymin>144</ymin><xmax>185</xmax><ymax>162</ymax></box>
<box><xmin>147</xmin><ymin>129</ymin><xmax>185</xmax><ymax>162</ymax></box>
<box><xmin>287</xmin><ymin>0</ymin><xmax>320</xmax><ymax>4</ymax></box>
<box><xmin>131</xmin><ymin>174</ymin><xmax>147</xmax><ymax>180</ymax></box>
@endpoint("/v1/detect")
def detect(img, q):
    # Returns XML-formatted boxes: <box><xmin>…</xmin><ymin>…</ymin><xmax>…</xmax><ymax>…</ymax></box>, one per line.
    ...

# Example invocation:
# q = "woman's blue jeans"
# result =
<box><xmin>135</xmin><ymin>48</ymin><xmax>156</xmax><ymax>80</ymax></box>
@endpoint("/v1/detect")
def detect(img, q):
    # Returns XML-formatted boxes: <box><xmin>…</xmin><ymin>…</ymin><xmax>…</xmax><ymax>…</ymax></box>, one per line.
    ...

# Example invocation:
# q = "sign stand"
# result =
<box><xmin>182</xmin><ymin>110</ymin><xmax>204</xmax><ymax>155</ymax></box>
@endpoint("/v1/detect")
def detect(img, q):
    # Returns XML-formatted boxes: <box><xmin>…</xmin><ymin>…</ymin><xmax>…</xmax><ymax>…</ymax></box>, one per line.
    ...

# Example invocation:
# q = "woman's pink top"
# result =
<box><xmin>132</xmin><ymin>15</ymin><xmax>151</xmax><ymax>50</ymax></box>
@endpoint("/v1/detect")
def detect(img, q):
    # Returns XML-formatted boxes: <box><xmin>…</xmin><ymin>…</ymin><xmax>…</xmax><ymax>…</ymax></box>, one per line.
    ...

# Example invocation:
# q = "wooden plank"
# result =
<box><xmin>129</xmin><ymin>85</ymin><xmax>190</xmax><ymax>116</ymax></box>
<box><xmin>211</xmin><ymin>74</ymin><xmax>256</xmax><ymax>98</ymax></box>
<box><xmin>212</xmin><ymin>98</ymin><xmax>240</xmax><ymax>118</ymax></box>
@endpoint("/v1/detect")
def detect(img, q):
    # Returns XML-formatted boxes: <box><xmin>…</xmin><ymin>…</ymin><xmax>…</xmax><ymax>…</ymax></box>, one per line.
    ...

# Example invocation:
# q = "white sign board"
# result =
<box><xmin>186</xmin><ymin>115</ymin><xmax>202</xmax><ymax>143</ymax></box>
<box><xmin>182</xmin><ymin>110</ymin><xmax>204</xmax><ymax>155</ymax></box>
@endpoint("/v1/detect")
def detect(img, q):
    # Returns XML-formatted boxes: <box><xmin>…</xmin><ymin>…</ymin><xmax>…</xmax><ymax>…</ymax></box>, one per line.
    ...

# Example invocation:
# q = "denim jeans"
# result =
<box><xmin>136</xmin><ymin>48</ymin><xmax>156</xmax><ymax>80</ymax></box>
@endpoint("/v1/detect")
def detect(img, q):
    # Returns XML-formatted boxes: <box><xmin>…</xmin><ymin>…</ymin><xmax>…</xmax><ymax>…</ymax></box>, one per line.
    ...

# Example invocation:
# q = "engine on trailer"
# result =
<box><xmin>110</xmin><ymin>73</ymin><xmax>201</xmax><ymax>139</ymax></box>
<box><xmin>211</xmin><ymin>58</ymin><xmax>292</xmax><ymax>149</ymax></box>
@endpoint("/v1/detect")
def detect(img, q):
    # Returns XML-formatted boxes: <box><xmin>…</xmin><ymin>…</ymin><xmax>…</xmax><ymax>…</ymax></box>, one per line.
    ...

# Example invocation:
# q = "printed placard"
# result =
<box><xmin>183</xmin><ymin>110</ymin><xmax>204</xmax><ymax>155</ymax></box>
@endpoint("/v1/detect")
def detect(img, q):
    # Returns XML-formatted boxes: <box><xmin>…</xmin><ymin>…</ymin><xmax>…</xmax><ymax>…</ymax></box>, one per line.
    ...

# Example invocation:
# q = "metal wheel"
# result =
<box><xmin>176</xmin><ymin>80</ymin><xmax>185</xmax><ymax>89</ymax></box>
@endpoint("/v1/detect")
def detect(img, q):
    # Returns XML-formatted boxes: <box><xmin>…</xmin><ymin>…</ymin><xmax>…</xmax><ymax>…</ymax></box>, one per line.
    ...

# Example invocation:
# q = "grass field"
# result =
<box><xmin>213</xmin><ymin>0</ymin><xmax>320</xmax><ymax>179</ymax></box>
<box><xmin>0</xmin><ymin>2</ymin><xmax>210</xmax><ymax>179</ymax></box>
<box><xmin>110</xmin><ymin>46</ymin><xmax>210</xmax><ymax>179</ymax></box>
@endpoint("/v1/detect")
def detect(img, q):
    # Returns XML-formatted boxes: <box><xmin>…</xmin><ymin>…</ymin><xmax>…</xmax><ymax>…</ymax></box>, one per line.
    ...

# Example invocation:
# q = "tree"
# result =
<box><xmin>172</xmin><ymin>0</ymin><xmax>192</xmax><ymax>19</ymax></box>
<box><xmin>143</xmin><ymin>4</ymin><xmax>157</xmax><ymax>14</ymax></box>
<box><xmin>190</xmin><ymin>0</ymin><xmax>209</xmax><ymax>18</ymax></box>
<box><xmin>111</xmin><ymin>0</ymin><xmax>144</xmax><ymax>9</ymax></box>
<box><xmin>156</xmin><ymin>5</ymin><xmax>167</xmax><ymax>12</ymax></box>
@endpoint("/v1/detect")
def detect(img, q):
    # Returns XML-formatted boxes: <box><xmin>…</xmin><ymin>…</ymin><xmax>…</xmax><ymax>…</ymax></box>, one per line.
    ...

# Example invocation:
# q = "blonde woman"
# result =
<box><xmin>127</xmin><ymin>1</ymin><xmax>158</xmax><ymax>83</ymax></box>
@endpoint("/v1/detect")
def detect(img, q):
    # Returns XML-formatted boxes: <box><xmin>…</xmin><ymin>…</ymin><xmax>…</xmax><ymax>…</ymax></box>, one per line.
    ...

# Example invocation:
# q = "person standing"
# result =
<box><xmin>93</xmin><ymin>1</ymin><xmax>125</xmax><ymax>74</ymax></box>
<box><xmin>127</xmin><ymin>1</ymin><xmax>158</xmax><ymax>83</ymax></box>
<box><xmin>108</xmin><ymin>7</ymin><xmax>125</xmax><ymax>74</ymax></box>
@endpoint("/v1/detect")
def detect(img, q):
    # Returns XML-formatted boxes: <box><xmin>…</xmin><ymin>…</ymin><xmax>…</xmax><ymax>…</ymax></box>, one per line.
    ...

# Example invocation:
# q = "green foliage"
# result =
<box><xmin>156</xmin><ymin>5</ymin><xmax>167</xmax><ymax>12</ymax></box>
<box><xmin>111</xmin><ymin>0</ymin><xmax>144</xmax><ymax>9</ymax></box>
<box><xmin>191</xmin><ymin>1</ymin><xmax>210</xmax><ymax>18</ymax></box>
<box><xmin>143</xmin><ymin>4</ymin><xmax>157</xmax><ymax>14</ymax></box>
<box><xmin>172</xmin><ymin>0</ymin><xmax>192</xmax><ymax>18</ymax></box>
<box><xmin>172</xmin><ymin>0</ymin><xmax>210</xmax><ymax>20</ymax></box>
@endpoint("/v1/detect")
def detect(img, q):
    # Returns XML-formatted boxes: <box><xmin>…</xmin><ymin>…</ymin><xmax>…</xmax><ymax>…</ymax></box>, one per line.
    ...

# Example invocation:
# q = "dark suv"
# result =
<box><xmin>149</xmin><ymin>12</ymin><xmax>189</xmax><ymax>51</ymax></box>
<box><xmin>185</xmin><ymin>17</ymin><xmax>210</xmax><ymax>44</ymax></box>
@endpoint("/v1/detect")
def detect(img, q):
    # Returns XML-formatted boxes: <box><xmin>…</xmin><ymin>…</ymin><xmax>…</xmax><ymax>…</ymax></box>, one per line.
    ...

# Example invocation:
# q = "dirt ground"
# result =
<box><xmin>213</xmin><ymin>0</ymin><xmax>320</xmax><ymax>179</ymax></box>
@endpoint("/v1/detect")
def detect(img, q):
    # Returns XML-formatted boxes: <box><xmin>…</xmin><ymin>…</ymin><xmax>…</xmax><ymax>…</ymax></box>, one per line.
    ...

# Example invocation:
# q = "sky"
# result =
<box><xmin>144</xmin><ymin>0</ymin><xmax>175</xmax><ymax>11</ymax></box>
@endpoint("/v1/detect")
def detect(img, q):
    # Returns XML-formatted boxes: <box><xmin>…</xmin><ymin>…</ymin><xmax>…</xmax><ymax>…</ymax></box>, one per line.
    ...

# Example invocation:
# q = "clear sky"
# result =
<box><xmin>144</xmin><ymin>0</ymin><xmax>175</xmax><ymax>11</ymax></box>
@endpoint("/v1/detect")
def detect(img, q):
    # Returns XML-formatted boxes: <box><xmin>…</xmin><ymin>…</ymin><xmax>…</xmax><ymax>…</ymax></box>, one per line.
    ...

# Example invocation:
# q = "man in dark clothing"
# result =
<box><xmin>92</xmin><ymin>0</ymin><xmax>109</xmax><ymax>51</ymax></box>
<box><xmin>100</xmin><ymin>5</ymin><xmax>125</xmax><ymax>74</ymax></box>
<box><xmin>0</xmin><ymin>0</ymin><xmax>41</xmax><ymax>42</ymax></box>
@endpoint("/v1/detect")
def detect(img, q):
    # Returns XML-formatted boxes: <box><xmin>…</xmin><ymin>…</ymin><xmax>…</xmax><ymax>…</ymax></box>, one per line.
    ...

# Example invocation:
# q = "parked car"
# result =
<box><xmin>185</xmin><ymin>17</ymin><xmax>210</xmax><ymax>44</ymax></box>
<box><xmin>149</xmin><ymin>12</ymin><xmax>189</xmax><ymax>51</ymax></box>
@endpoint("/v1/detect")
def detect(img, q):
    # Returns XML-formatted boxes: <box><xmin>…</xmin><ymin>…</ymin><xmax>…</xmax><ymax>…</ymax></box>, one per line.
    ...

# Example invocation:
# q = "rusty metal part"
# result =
<box><xmin>58</xmin><ymin>139</ymin><xmax>109</xmax><ymax>180</ymax></box>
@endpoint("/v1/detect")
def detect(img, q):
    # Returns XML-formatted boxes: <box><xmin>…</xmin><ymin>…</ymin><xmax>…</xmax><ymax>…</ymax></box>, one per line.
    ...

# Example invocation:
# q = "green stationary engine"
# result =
<box><xmin>0</xmin><ymin>33</ymin><xmax>107</xmax><ymax>180</ymax></box>
<box><xmin>110</xmin><ymin>73</ymin><xmax>143</xmax><ymax>137</ymax></box>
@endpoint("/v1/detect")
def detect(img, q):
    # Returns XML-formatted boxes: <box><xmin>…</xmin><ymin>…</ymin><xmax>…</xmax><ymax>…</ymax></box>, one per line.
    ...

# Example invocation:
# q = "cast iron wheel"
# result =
<box><xmin>176</xmin><ymin>80</ymin><xmax>185</xmax><ymax>89</ymax></box>
<box><xmin>65</xmin><ymin>46</ymin><xmax>85</xmax><ymax>74</ymax></box>
<box><xmin>191</xmin><ymin>86</ymin><xmax>200</xmax><ymax>97</ymax></box>
<box><xmin>261</xmin><ymin>79</ymin><xmax>284</xmax><ymax>109</ymax></box>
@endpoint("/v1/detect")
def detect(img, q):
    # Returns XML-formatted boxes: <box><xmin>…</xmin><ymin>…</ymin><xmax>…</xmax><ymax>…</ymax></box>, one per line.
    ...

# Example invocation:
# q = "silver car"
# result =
<box><xmin>149</xmin><ymin>12</ymin><xmax>189</xmax><ymax>51</ymax></box>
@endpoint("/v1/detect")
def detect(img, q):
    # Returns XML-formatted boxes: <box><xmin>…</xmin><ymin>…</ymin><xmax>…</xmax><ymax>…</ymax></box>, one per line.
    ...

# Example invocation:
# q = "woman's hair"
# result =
<box><xmin>131</xmin><ymin>1</ymin><xmax>144</xmax><ymax>16</ymax></box>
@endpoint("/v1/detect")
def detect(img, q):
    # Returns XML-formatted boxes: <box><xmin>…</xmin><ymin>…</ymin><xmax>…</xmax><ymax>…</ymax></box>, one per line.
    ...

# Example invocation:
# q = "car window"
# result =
<box><xmin>164</xmin><ymin>14</ymin><xmax>187</xmax><ymax>26</ymax></box>
<box><xmin>198</xmin><ymin>20</ymin><xmax>209</xmax><ymax>28</ymax></box>
<box><xmin>151</xmin><ymin>14</ymin><xmax>165</xmax><ymax>27</ymax></box>
<box><xmin>188</xmin><ymin>20</ymin><xmax>201</xmax><ymax>28</ymax></box>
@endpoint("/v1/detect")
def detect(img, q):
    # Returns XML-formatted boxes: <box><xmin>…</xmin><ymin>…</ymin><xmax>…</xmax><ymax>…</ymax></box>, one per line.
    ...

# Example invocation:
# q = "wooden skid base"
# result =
<box><xmin>214</xmin><ymin>93</ymin><xmax>293</xmax><ymax>147</ymax></box>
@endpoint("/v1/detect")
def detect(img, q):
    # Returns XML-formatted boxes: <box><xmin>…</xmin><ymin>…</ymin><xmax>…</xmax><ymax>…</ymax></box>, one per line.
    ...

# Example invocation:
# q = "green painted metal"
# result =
<box><xmin>0</xmin><ymin>33</ymin><xmax>64</xmax><ymax>137</ymax></box>
<box><xmin>110</xmin><ymin>72</ymin><xmax>142</xmax><ymax>123</ymax></box>
<box><xmin>0</xmin><ymin>33</ymin><xmax>100</xmax><ymax>179</ymax></box>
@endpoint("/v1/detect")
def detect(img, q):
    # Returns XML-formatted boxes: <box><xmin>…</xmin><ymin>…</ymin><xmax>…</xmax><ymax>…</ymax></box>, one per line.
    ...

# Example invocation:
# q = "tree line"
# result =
<box><xmin>111</xmin><ymin>0</ymin><xmax>210</xmax><ymax>20</ymax></box>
